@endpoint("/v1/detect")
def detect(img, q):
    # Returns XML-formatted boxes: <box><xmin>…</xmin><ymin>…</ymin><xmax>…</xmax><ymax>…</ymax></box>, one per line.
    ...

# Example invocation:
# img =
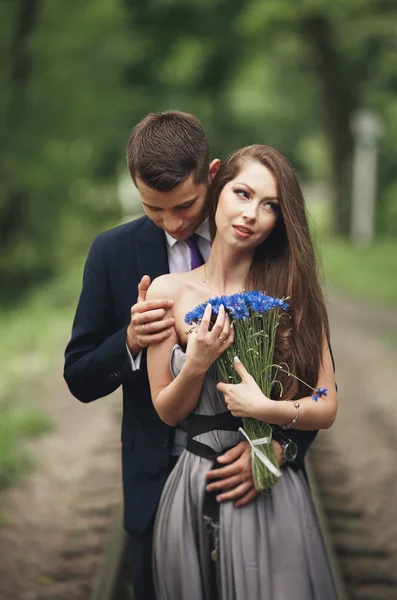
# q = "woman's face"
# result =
<box><xmin>214</xmin><ymin>160</ymin><xmax>280</xmax><ymax>251</ymax></box>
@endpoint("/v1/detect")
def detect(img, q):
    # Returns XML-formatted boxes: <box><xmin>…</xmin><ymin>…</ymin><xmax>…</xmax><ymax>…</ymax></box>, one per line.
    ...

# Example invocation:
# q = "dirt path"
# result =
<box><xmin>0</xmin><ymin>289</ymin><xmax>396</xmax><ymax>599</ymax></box>
<box><xmin>316</xmin><ymin>289</ymin><xmax>397</xmax><ymax>572</ymax></box>
<box><xmin>0</xmin><ymin>356</ymin><xmax>123</xmax><ymax>600</ymax></box>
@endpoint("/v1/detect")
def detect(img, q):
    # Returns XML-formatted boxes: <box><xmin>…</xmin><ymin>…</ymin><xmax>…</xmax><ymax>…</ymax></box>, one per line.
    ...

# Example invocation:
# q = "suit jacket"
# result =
<box><xmin>64</xmin><ymin>215</ymin><xmax>319</xmax><ymax>536</ymax></box>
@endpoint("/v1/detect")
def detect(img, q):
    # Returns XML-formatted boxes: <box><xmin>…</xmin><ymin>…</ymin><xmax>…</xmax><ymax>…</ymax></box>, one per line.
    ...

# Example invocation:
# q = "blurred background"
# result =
<box><xmin>1</xmin><ymin>0</ymin><xmax>397</xmax><ymax>598</ymax></box>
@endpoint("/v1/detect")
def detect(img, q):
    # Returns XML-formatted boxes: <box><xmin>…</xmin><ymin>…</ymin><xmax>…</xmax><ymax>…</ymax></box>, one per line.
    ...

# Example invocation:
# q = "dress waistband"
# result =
<box><xmin>186</xmin><ymin>411</ymin><xmax>242</xmax><ymax>460</ymax></box>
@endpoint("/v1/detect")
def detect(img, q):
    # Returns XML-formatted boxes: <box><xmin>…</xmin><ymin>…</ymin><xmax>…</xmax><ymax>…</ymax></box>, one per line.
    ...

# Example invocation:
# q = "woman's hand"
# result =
<box><xmin>185</xmin><ymin>304</ymin><xmax>234</xmax><ymax>374</ymax></box>
<box><xmin>217</xmin><ymin>356</ymin><xmax>272</xmax><ymax>419</ymax></box>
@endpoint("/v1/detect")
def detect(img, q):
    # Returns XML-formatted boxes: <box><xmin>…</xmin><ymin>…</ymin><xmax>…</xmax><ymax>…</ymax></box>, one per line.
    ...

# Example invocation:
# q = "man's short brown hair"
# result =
<box><xmin>126</xmin><ymin>110</ymin><xmax>210</xmax><ymax>192</ymax></box>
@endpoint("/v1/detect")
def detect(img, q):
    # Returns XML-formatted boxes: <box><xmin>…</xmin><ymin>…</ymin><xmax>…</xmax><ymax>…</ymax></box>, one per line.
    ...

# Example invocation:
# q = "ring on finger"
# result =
<box><xmin>141</xmin><ymin>324</ymin><xmax>146</xmax><ymax>332</ymax></box>
<box><xmin>218</xmin><ymin>334</ymin><xmax>227</xmax><ymax>343</ymax></box>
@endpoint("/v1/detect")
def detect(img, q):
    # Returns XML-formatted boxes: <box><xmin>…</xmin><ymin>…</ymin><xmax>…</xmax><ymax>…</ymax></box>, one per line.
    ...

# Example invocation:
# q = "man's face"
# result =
<box><xmin>135</xmin><ymin>160</ymin><xmax>220</xmax><ymax>241</ymax></box>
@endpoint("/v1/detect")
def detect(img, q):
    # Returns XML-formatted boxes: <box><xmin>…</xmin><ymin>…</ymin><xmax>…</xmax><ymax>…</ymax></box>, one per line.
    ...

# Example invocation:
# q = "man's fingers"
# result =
<box><xmin>132</xmin><ymin>298</ymin><xmax>173</xmax><ymax>315</ymax></box>
<box><xmin>133</xmin><ymin>308</ymin><xmax>167</xmax><ymax>325</ymax></box>
<box><xmin>206</xmin><ymin>459</ymin><xmax>252</xmax><ymax>481</ymax></box>
<box><xmin>138</xmin><ymin>329</ymin><xmax>174</xmax><ymax>346</ymax></box>
<box><xmin>206</xmin><ymin>463</ymin><xmax>236</xmax><ymax>481</ymax></box>
<box><xmin>215</xmin><ymin>481</ymin><xmax>253</xmax><ymax>503</ymax></box>
<box><xmin>137</xmin><ymin>275</ymin><xmax>151</xmax><ymax>302</ymax></box>
<box><xmin>138</xmin><ymin>318</ymin><xmax>175</xmax><ymax>335</ymax></box>
<box><xmin>234</xmin><ymin>487</ymin><xmax>258</xmax><ymax>508</ymax></box>
<box><xmin>272</xmin><ymin>440</ymin><xmax>284</xmax><ymax>466</ymax></box>
<box><xmin>217</xmin><ymin>441</ymin><xmax>249</xmax><ymax>464</ymax></box>
<box><xmin>206</xmin><ymin>474</ymin><xmax>242</xmax><ymax>492</ymax></box>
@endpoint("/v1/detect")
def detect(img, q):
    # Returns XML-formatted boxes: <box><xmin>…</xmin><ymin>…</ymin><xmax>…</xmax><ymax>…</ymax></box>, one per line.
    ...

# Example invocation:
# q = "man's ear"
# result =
<box><xmin>209</xmin><ymin>159</ymin><xmax>220</xmax><ymax>183</ymax></box>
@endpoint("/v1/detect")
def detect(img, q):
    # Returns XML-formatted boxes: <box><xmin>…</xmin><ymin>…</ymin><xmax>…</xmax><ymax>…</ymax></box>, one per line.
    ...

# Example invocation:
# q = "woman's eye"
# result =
<box><xmin>235</xmin><ymin>189</ymin><xmax>249</xmax><ymax>199</ymax></box>
<box><xmin>264</xmin><ymin>202</ymin><xmax>279</xmax><ymax>212</ymax></box>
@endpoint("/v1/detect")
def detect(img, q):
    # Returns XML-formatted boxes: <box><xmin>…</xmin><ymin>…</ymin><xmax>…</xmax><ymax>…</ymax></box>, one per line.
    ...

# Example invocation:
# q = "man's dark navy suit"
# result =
<box><xmin>64</xmin><ymin>215</ymin><xmax>319</xmax><ymax>595</ymax></box>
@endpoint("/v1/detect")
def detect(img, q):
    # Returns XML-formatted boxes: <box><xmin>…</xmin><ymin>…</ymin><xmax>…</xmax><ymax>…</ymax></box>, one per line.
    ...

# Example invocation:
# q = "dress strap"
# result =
<box><xmin>187</xmin><ymin>411</ymin><xmax>242</xmax><ymax>439</ymax></box>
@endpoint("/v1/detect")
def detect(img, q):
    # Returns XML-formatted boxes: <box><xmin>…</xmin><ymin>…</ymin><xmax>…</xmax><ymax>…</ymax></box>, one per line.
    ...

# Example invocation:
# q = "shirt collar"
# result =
<box><xmin>164</xmin><ymin>218</ymin><xmax>211</xmax><ymax>249</ymax></box>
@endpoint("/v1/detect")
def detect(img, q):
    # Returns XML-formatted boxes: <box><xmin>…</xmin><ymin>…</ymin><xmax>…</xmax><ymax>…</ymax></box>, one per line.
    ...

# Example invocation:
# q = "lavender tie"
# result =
<box><xmin>185</xmin><ymin>233</ymin><xmax>204</xmax><ymax>270</ymax></box>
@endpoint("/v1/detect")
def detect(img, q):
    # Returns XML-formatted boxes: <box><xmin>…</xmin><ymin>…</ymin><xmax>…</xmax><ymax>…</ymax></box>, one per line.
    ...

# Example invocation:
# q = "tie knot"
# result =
<box><xmin>185</xmin><ymin>234</ymin><xmax>204</xmax><ymax>270</ymax></box>
<box><xmin>185</xmin><ymin>233</ymin><xmax>200</xmax><ymax>250</ymax></box>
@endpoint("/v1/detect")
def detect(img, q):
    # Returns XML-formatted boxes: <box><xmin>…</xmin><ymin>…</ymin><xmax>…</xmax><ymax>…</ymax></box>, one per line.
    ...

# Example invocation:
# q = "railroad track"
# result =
<box><xmin>40</xmin><ymin>430</ymin><xmax>397</xmax><ymax>600</ymax></box>
<box><xmin>20</xmin><ymin>426</ymin><xmax>130</xmax><ymax>600</ymax></box>
<box><xmin>309</xmin><ymin>433</ymin><xmax>397</xmax><ymax>600</ymax></box>
<box><xmin>101</xmin><ymin>438</ymin><xmax>397</xmax><ymax>600</ymax></box>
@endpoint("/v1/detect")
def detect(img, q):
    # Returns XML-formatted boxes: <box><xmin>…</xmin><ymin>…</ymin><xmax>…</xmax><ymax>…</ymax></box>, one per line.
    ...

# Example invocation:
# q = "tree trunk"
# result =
<box><xmin>302</xmin><ymin>14</ymin><xmax>356</xmax><ymax>237</ymax></box>
<box><xmin>0</xmin><ymin>0</ymin><xmax>41</xmax><ymax>248</ymax></box>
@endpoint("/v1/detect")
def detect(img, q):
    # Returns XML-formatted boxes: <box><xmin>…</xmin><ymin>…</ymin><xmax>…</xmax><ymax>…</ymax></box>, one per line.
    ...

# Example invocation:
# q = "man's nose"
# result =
<box><xmin>164</xmin><ymin>215</ymin><xmax>184</xmax><ymax>232</ymax></box>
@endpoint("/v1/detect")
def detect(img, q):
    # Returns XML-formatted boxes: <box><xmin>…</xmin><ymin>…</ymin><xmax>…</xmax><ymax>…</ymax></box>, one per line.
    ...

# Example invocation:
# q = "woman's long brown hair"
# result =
<box><xmin>207</xmin><ymin>145</ymin><xmax>329</xmax><ymax>400</ymax></box>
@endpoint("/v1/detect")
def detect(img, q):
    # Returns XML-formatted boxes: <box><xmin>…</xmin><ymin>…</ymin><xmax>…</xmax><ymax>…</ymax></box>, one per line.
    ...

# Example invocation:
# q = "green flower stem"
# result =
<box><xmin>217</xmin><ymin>308</ymin><xmax>284</xmax><ymax>492</ymax></box>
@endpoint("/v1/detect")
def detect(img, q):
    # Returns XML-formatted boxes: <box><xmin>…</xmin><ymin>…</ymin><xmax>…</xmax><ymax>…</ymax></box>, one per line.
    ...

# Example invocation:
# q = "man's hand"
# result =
<box><xmin>205</xmin><ymin>441</ymin><xmax>256</xmax><ymax>508</ymax></box>
<box><xmin>205</xmin><ymin>439</ymin><xmax>284</xmax><ymax>508</ymax></box>
<box><xmin>272</xmin><ymin>439</ymin><xmax>284</xmax><ymax>467</ymax></box>
<box><xmin>126</xmin><ymin>275</ymin><xmax>175</xmax><ymax>356</ymax></box>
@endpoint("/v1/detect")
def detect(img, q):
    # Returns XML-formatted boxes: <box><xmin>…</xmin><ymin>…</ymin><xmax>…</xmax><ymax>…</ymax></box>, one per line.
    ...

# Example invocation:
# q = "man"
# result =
<box><xmin>64</xmin><ymin>111</ymin><xmax>318</xmax><ymax>599</ymax></box>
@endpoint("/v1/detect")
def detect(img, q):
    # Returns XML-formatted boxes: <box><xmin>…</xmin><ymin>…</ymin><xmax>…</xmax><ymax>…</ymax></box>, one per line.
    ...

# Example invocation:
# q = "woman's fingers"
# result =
<box><xmin>220</xmin><ymin>314</ymin><xmax>230</xmax><ymax>339</ymax></box>
<box><xmin>199</xmin><ymin>303</ymin><xmax>213</xmax><ymax>334</ymax></box>
<box><xmin>195</xmin><ymin>304</ymin><xmax>233</xmax><ymax>353</ymax></box>
<box><xmin>211</xmin><ymin>304</ymin><xmax>226</xmax><ymax>338</ymax></box>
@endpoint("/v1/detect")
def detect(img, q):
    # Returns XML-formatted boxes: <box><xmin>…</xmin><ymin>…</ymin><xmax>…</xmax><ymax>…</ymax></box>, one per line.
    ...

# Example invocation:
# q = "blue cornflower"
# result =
<box><xmin>241</xmin><ymin>291</ymin><xmax>289</xmax><ymax>314</ymax></box>
<box><xmin>268</xmin><ymin>297</ymin><xmax>290</xmax><ymax>311</ymax></box>
<box><xmin>312</xmin><ymin>387</ymin><xmax>328</xmax><ymax>402</ymax></box>
<box><xmin>208</xmin><ymin>296</ymin><xmax>222</xmax><ymax>315</ymax></box>
<box><xmin>223</xmin><ymin>293</ymin><xmax>241</xmax><ymax>310</ymax></box>
<box><xmin>184</xmin><ymin>292</ymin><xmax>289</xmax><ymax>324</ymax></box>
<box><xmin>227</xmin><ymin>296</ymin><xmax>250</xmax><ymax>320</ymax></box>
<box><xmin>244</xmin><ymin>291</ymin><xmax>267</xmax><ymax>313</ymax></box>
<box><xmin>184</xmin><ymin>303</ymin><xmax>206</xmax><ymax>325</ymax></box>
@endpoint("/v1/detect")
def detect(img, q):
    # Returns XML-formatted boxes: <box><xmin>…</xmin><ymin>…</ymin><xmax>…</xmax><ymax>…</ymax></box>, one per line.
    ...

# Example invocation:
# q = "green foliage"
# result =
<box><xmin>0</xmin><ymin>0</ymin><xmax>124</xmax><ymax>296</ymax></box>
<box><xmin>310</xmin><ymin>201</ymin><xmax>397</xmax><ymax>307</ymax></box>
<box><xmin>381</xmin><ymin>181</ymin><xmax>397</xmax><ymax>236</ymax></box>
<box><xmin>320</xmin><ymin>237</ymin><xmax>397</xmax><ymax>307</ymax></box>
<box><xmin>0</xmin><ymin>265</ymin><xmax>84</xmax><ymax>489</ymax></box>
<box><xmin>1</xmin><ymin>0</ymin><xmax>397</xmax><ymax>300</ymax></box>
<box><xmin>0</xmin><ymin>404</ymin><xmax>51</xmax><ymax>489</ymax></box>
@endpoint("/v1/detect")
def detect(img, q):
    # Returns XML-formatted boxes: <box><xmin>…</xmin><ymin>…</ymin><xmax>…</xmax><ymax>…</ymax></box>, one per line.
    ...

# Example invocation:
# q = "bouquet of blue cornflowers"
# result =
<box><xmin>185</xmin><ymin>291</ymin><xmax>327</xmax><ymax>492</ymax></box>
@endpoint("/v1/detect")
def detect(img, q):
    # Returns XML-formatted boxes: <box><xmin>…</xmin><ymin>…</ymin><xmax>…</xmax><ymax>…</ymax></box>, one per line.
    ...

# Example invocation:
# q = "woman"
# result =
<box><xmin>146</xmin><ymin>145</ymin><xmax>337</xmax><ymax>599</ymax></box>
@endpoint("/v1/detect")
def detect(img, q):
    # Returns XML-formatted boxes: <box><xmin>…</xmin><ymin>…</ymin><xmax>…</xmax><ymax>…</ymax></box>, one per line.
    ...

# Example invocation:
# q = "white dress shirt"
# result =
<box><xmin>128</xmin><ymin>219</ymin><xmax>211</xmax><ymax>455</ymax></box>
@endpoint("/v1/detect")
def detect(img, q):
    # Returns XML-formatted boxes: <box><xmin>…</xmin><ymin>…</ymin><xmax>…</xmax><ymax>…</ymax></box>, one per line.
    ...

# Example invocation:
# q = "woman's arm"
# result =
<box><xmin>147</xmin><ymin>282</ymin><xmax>234</xmax><ymax>426</ymax></box>
<box><xmin>217</xmin><ymin>334</ymin><xmax>337</xmax><ymax>431</ymax></box>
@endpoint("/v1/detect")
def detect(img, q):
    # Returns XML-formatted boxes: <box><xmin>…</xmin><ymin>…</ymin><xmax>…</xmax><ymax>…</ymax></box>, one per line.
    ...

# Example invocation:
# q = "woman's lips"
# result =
<box><xmin>233</xmin><ymin>225</ymin><xmax>254</xmax><ymax>239</ymax></box>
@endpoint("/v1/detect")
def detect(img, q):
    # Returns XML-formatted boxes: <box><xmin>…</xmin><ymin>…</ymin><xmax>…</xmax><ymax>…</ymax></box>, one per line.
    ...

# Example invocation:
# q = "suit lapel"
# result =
<box><xmin>136</xmin><ymin>218</ymin><xmax>169</xmax><ymax>280</ymax></box>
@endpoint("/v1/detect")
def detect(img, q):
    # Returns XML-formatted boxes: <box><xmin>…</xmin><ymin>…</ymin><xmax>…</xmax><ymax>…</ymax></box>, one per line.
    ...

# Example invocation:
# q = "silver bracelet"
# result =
<box><xmin>281</xmin><ymin>401</ymin><xmax>300</xmax><ymax>430</ymax></box>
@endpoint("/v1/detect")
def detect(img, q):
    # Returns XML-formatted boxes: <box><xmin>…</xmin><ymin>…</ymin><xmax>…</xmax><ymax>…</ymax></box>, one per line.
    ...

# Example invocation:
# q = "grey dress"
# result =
<box><xmin>153</xmin><ymin>346</ymin><xmax>337</xmax><ymax>600</ymax></box>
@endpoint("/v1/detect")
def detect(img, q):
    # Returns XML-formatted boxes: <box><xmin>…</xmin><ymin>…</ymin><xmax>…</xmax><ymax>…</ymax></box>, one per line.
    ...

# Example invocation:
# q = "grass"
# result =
<box><xmin>319</xmin><ymin>237</ymin><xmax>397</xmax><ymax>307</ymax></box>
<box><xmin>0</xmin><ymin>262</ymin><xmax>85</xmax><ymax>490</ymax></box>
<box><xmin>0</xmin><ymin>406</ymin><xmax>52</xmax><ymax>489</ymax></box>
<box><xmin>308</xmin><ymin>201</ymin><xmax>397</xmax><ymax>308</ymax></box>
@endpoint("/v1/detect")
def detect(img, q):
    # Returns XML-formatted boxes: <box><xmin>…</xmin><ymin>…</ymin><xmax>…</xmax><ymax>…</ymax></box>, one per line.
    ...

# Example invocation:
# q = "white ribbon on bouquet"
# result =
<box><xmin>238</xmin><ymin>427</ymin><xmax>282</xmax><ymax>479</ymax></box>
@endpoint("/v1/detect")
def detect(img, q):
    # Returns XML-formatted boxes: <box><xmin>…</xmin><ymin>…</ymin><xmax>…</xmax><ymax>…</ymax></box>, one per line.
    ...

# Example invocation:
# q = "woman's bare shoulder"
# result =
<box><xmin>146</xmin><ymin>272</ymin><xmax>188</xmax><ymax>301</ymax></box>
